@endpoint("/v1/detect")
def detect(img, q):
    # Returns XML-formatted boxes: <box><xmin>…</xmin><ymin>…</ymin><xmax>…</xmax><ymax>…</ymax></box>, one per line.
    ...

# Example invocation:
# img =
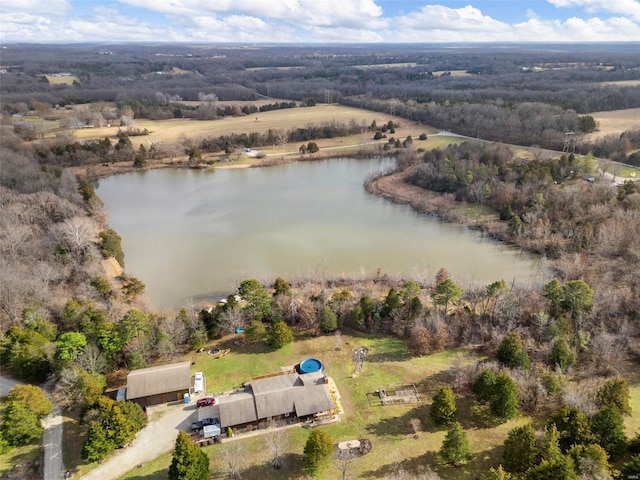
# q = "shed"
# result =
<box><xmin>126</xmin><ymin>361</ymin><xmax>191</xmax><ymax>407</ymax></box>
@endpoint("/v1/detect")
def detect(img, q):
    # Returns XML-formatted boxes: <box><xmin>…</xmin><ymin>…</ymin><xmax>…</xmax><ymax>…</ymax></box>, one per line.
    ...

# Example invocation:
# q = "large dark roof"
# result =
<box><xmin>126</xmin><ymin>361</ymin><xmax>191</xmax><ymax>400</ymax></box>
<box><xmin>217</xmin><ymin>372</ymin><xmax>334</xmax><ymax>428</ymax></box>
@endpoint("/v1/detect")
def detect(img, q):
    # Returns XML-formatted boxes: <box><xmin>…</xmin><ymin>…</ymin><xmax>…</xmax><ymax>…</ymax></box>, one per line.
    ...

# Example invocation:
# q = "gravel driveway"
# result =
<box><xmin>79</xmin><ymin>401</ymin><xmax>198</xmax><ymax>480</ymax></box>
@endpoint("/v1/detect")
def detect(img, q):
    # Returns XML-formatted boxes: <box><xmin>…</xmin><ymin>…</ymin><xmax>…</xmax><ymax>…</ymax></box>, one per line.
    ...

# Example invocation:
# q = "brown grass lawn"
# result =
<box><xmin>43</xmin><ymin>75</ymin><xmax>79</xmax><ymax>85</ymax></box>
<box><xmin>583</xmin><ymin>107</ymin><xmax>640</xmax><ymax>141</ymax></box>
<box><xmin>70</xmin><ymin>105</ymin><xmax>432</xmax><ymax>146</ymax></box>
<box><xmin>600</xmin><ymin>80</ymin><xmax>640</xmax><ymax>87</ymax></box>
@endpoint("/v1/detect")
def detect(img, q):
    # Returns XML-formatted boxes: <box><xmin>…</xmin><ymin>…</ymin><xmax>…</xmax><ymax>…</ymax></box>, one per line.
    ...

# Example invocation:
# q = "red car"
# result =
<box><xmin>197</xmin><ymin>397</ymin><xmax>215</xmax><ymax>408</ymax></box>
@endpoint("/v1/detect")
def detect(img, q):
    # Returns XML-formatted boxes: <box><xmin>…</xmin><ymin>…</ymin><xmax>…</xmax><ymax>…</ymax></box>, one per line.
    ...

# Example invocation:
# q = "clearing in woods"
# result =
<box><xmin>70</xmin><ymin>105</ymin><xmax>424</xmax><ymax>145</ymax></box>
<box><xmin>583</xmin><ymin>107</ymin><xmax>640</xmax><ymax>141</ymax></box>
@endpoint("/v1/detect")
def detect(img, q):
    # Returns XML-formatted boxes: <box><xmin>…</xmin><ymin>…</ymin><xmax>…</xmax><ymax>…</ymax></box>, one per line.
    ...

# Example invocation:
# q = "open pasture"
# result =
<box><xmin>354</xmin><ymin>62</ymin><xmax>419</xmax><ymax>69</ymax></box>
<box><xmin>42</xmin><ymin>74</ymin><xmax>79</xmax><ymax>85</ymax></box>
<box><xmin>71</xmin><ymin>105</ymin><xmax>429</xmax><ymax>146</ymax></box>
<box><xmin>584</xmin><ymin>107</ymin><xmax>640</xmax><ymax>140</ymax></box>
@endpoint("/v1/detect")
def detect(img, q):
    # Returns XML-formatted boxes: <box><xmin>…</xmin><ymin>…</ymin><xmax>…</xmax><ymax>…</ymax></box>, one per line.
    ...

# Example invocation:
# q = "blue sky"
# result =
<box><xmin>1</xmin><ymin>0</ymin><xmax>639</xmax><ymax>43</ymax></box>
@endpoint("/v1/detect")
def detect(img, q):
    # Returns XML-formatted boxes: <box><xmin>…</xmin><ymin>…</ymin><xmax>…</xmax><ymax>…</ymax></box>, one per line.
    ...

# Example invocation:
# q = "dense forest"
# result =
<box><xmin>1</xmin><ymin>44</ymin><xmax>640</xmax><ymax>479</ymax></box>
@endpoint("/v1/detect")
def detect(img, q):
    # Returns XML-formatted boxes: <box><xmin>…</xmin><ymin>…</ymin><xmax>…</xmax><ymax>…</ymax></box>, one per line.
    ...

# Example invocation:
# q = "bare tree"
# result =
<box><xmin>265</xmin><ymin>421</ymin><xmax>288</xmax><ymax>470</ymax></box>
<box><xmin>218</xmin><ymin>308</ymin><xmax>244</xmax><ymax>336</ymax></box>
<box><xmin>58</xmin><ymin>215</ymin><xmax>96</xmax><ymax>255</ymax></box>
<box><xmin>77</xmin><ymin>343</ymin><xmax>108</xmax><ymax>374</ymax></box>
<box><xmin>336</xmin><ymin>447</ymin><xmax>358</xmax><ymax>480</ymax></box>
<box><xmin>222</xmin><ymin>442</ymin><xmax>245</xmax><ymax>479</ymax></box>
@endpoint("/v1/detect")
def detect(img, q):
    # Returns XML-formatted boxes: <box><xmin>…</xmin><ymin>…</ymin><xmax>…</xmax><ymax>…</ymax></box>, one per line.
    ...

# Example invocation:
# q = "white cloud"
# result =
<box><xmin>548</xmin><ymin>0</ymin><xmax>640</xmax><ymax>21</ymax></box>
<box><xmin>118</xmin><ymin>0</ymin><xmax>386</xmax><ymax>28</ymax></box>
<box><xmin>526</xmin><ymin>9</ymin><xmax>540</xmax><ymax>20</ymax></box>
<box><xmin>0</xmin><ymin>0</ymin><xmax>638</xmax><ymax>43</ymax></box>
<box><xmin>4</xmin><ymin>0</ymin><xmax>70</xmax><ymax>15</ymax></box>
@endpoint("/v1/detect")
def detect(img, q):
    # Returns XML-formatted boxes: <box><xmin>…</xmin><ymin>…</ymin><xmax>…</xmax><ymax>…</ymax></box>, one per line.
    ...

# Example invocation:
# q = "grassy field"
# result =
<box><xmin>354</xmin><ymin>63</ymin><xmax>419</xmax><ymax>69</ymax></box>
<box><xmin>71</xmin><ymin>105</ymin><xmax>413</xmax><ymax>145</ymax></box>
<box><xmin>43</xmin><ymin>74</ymin><xmax>79</xmax><ymax>85</ymax></box>
<box><xmin>432</xmin><ymin>70</ymin><xmax>473</xmax><ymax>77</ymax></box>
<box><xmin>112</xmin><ymin>330</ymin><xmax>640</xmax><ymax>480</ymax></box>
<box><xmin>600</xmin><ymin>80</ymin><xmax>640</xmax><ymax>87</ymax></box>
<box><xmin>114</xmin><ymin>333</ymin><xmax>528</xmax><ymax>480</ymax></box>
<box><xmin>584</xmin><ymin>107</ymin><xmax>640</xmax><ymax>140</ymax></box>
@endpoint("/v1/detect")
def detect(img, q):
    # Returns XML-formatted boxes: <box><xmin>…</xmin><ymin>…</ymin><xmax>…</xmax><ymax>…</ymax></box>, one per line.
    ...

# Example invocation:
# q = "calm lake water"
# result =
<box><xmin>96</xmin><ymin>158</ymin><xmax>546</xmax><ymax>308</ymax></box>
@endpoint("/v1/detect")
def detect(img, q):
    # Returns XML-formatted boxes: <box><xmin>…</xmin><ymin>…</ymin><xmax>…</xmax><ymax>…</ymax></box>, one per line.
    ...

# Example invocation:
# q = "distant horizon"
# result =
<box><xmin>3</xmin><ymin>41</ymin><xmax>640</xmax><ymax>46</ymax></box>
<box><xmin>1</xmin><ymin>1</ymin><xmax>639</xmax><ymax>44</ymax></box>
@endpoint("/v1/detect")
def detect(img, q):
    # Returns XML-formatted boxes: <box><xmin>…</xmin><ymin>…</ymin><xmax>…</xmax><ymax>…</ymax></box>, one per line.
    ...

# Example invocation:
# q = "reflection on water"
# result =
<box><xmin>96</xmin><ymin>158</ymin><xmax>546</xmax><ymax>308</ymax></box>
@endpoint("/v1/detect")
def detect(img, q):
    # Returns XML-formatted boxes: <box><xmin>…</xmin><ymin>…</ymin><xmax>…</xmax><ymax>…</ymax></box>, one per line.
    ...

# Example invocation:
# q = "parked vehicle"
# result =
<box><xmin>191</xmin><ymin>417</ymin><xmax>219</xmax><ymax>432</ymax></box>
<box><xmin>196</xmin><ymin>396</ymin><xmax>215</xmax><ymax>407</ymax></box>
<box><xmin>193</xmin><ymin>371</ymin><xmax>204</xmax><ymax>393</ymax></box>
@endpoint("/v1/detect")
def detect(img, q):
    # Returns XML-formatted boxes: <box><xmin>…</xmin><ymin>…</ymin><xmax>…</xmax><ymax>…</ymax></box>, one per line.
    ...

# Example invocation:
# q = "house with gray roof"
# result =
<box><xmin>202</xmin><ymin>371</ymin><xmax>336</xmax><ymax>430</ymax></box>
<box><xmin>126</xmin><ymin>361</ymin><xmax>192</xmax><ymax>406</ymax></box>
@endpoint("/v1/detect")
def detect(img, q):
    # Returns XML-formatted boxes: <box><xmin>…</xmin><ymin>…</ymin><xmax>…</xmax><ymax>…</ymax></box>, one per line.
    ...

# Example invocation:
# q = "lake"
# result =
<box><xmin>96</xmin><ymin>158</ymin><xmax>546</xmax><ymax>308</ymax></box>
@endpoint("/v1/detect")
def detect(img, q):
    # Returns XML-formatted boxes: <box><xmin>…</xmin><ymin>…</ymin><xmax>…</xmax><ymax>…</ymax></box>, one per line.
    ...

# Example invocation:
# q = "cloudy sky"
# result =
<box><xmin>1</xmin><ymin>0</ymin><xmax>639</xmax><ymax>43</ymax></box>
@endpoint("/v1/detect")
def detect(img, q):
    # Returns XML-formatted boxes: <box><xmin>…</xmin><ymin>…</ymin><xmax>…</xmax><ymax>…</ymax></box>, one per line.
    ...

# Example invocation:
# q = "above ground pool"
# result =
<box><xmin>299</xmin><ymin>358</ymin><xmax>323</xmax><ymax>374</ymax></box>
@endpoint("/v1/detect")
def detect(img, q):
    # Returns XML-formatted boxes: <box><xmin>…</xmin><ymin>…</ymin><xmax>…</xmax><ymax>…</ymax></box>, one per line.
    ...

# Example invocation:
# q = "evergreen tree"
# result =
<box><xmin>1</xmin><ymin>401</ymin><xmax>43</xmax><ymax>446</ymax></box>
<box><xmin>430</xmin><ymin>386</ymin><xmax>457</xmax><ymax>426</ymax></box>
<box><xmin>273</xmin><ymin>276</ymin><xmax>290</xmax><ymax>296</ymax></box>
<box><xmin>481</xmin><ymin>465</ymin><xmax>514</xmax><ymax>480</ymax></box>
<box><xmin>590</xmin><ymin>405</ymin><xmax>627</xmax><ymax>459</ymax></box>
<box><xmin>561</xmin><ymin>280</ymin><xmax>593</xmax><ymax>319</ymax></box>
<box><xmin>169</xmin><ymin>431</ymin><xmax>210</xmax><ymax>480</ymax></box>
<box><xmin>431</xmin><ymin>278</ymin><xmax>463</xmax><ymax>315</ymax></box>
<box><xmin>548</xmin><ymin>406</ymin><xmax>593</xmax><ymax>452</ymax></box>
<box><xmin>244</xmin><ymin>320</ymin><xmax>267</xmax><ymax>343</ymax></box>
<box><xmin>472</xmin><ymin>369</ymin><xmax>496</xmax><ymax>404</ymax></box>
<box><xmin>238</xmin><ymin>279</ymin><xmax>272</xmax><ymax>319</ymax></box>
<box><xmin>503</xmin><ymin>424</ymin><xmax>538</xmax><ymax>473</ymax></box>
<box><xmin>542</xmin><ymin>279</ymin><xmax>563</xmax><ymax>318</ymax></box>
<box><xmin>619</xmin><ymin>455</ymin><xmax>640</xmax><ymax>479</ymax></box>
<box><xmin>524</xmin><ymin>456</ymin><xmax>578</xmax><ymax>480</ymax></box>
<box><xmin>596</xmin><ymin>378</ymin><xmax>631</xmax><ymax>415</ymax></box>
<box><xmin>550</xmin><ymin>337</ymin><xmax>576</xmax><ymax>372</ymax></box>
<box><xmin>302</xmin><ymin>429</ymin><xmax>333</xmax><ymax>476</ymax></box>
<box><xmin>496</xmin><ymin>332</ymin><xmax>530</xmax><ymax>370</ymax></box>
<box><xmin>320</xmin><ymin>306</ymin><xmax>338</xmax><ymax>332</ymax></box>
<box><xmin>567</xmin><ymin>443</ymin><xmax>612</xmax><ymax>479</ymax></box>
<box><xmin>490</xmin><ymin>373</ymin><xmax>519</xmax><ymax>421</ymax></box>
<box><xmin>540</xmin><ymin>424</ymin><xmax>562</xmax><ymax>463</ymax></box>
<box><xmin>267</xmin><ymin>321</ymin><xmax>294</xmax><ymax>349</ymax></box>
<box><xmin>82</xmin><ymin>421</ymin><xmax>116</xmax><ymax>462</ymax></box>
<box><xmin>439</xmin><ymin>421</ymin><xmax>472</xmax><ymax>466</ymax></box>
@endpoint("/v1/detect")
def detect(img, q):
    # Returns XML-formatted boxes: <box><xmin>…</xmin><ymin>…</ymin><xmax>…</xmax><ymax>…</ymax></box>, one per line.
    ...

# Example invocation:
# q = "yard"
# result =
<box><xmin>116</xmin><ymin>332</ymin><xmax>530</xmax><ymax>480</ymax></box>
<box><xmin>26</xmin><ymin>327</ymin><xmax>628</xmax><ymax>480</ymax></box>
